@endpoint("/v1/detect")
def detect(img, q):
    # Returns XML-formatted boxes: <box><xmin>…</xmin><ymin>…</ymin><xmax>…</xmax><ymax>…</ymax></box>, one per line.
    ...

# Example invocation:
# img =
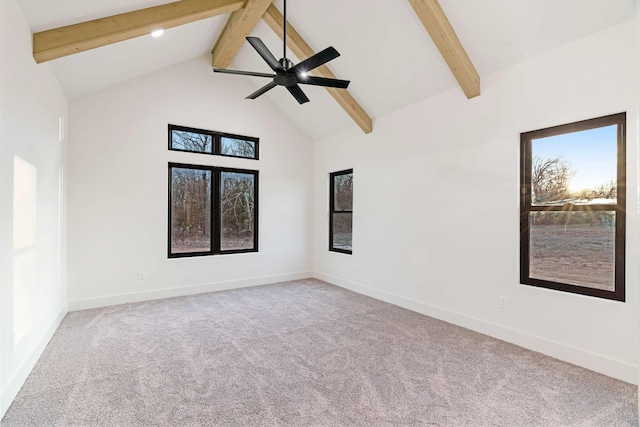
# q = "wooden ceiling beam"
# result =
<box><xmin>33</xmin><ymin>0</ymin><xmax>246</xmax><ymax>63</ymax></box>
<box><xmin>407</xmin><ymin>0</ymin><xmax>480</xmax><ymax>99</ymax></box>
<box><xmin>212</xmin><ymin>0</ymin><xmax>273</xmax><ymax>68</ymax></box>
<box><xmin>262</xmin><ymin>4</ymin><xmax>373</xmax><ymax>134</ymax></box>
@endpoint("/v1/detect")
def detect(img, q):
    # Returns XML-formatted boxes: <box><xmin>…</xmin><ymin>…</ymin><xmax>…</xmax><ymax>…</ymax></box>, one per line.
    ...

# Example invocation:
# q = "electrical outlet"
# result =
<box><xmin>286</xmin><ymin>257</ymin><xmax>292</xmax><ymax>266</ymax></box>
<box><xmin>499</xmin><ymin>295</ymin><xmax>508</xmax><ymax>309</ymax></box>
<box><xmin>137</xmin><ymin>270</ymin><xmax>146</xmax><ymax>280</ymax></box>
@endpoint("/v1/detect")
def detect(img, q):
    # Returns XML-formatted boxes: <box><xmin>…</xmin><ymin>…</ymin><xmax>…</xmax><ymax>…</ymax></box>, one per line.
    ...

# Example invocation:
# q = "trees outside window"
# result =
<box><xmin>220</xmin><ymin>170</ymin><xmax>257</xmax><ymax>251</ymax></box>
<box><xmin>169</xmin><ymin>163</ymin><xmax>258</xmax><ymax>257</ymax></box>
<box><xmin>170</xmin><ymin>166</ymin><xmax>212</xmax><ymax>254</ymax></box>
<box><xmin>169</xmin><ymin>124</ymin><xmax>259</xmax><ymax>160</ymax></box>
<box><xmin>520</xmin><ymin>113</ymin><xmax>625</xmax><ymax>301</ymax></box>
<box><xmin>330</xmin><ymin>169</ymin><xmax>353</xmax><ymax>254</ymax></box>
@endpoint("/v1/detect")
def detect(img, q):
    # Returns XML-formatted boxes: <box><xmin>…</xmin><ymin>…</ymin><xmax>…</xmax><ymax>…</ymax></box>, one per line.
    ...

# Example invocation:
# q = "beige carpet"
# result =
<box><xmin>2</xmin><ymin>278</ymin><xmax>637</xmax><ymax>426</ymax></box>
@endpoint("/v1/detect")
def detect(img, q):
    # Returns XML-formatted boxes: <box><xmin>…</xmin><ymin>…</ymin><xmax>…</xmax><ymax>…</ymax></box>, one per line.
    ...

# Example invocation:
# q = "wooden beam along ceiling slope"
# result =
<box><xmin>33</xmin><ymin>0</ymin><xmax>246</xmax><ymax>63</ymax></box>
<box><xmin>211</xmin><ymin>0</ymin><xmax>273</xmax><ymax>69</ymax></box>
<box><xmin>31</xmin><ymin>0</ymin><xmax>480</xmax><ymax>134</ymax></box>
<box><xmin>407</xmin><ymin>0</ymin><xmax>480</xmax><ymax>99</ymax></box>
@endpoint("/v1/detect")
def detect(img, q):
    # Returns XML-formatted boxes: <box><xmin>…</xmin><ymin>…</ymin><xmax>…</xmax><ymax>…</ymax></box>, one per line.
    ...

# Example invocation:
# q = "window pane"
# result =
<box><xmin>334</xmin><ymin>172</ymin><xmax>353</xmax><ymax>211</ymax></box>
<box><xmin>529</xmin><ymin>211</ymin><xmax>615</xmax><ymax>291</ymax></box>
<box><xmin>221</xmin><ymin>137</ymin><xmax>256</xmax><ymax>159</ymax></box>
<box><xmin>220</xmin><ymin>172</ymin><xmax>255</xmax><ymax>251</ymax></box>
<box><xmin>332</xmin><ymin>213</ymin><xmax>352</xmax><ymax>251</ymax></box>
<box><xmin>531</xmin><ymin>125</ymin><xmax>617</xmax><ymax>206</ymax></box>
<box><xmin>171</xmin><ymin>168</ymin><xmax>211</xmax><ymax>253</ymax></box>
<box><xmin>171</xmin><ymin>130</ymin><xmax>213</xmax><ymax>153</ymax></box>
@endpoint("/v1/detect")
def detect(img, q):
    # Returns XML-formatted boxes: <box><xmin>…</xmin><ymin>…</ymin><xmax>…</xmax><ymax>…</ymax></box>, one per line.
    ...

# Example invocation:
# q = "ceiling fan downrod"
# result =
<box><xmin>283</xmin><ymin>0</ymin><xmax>287</xmax><ymax>61</ymax></box>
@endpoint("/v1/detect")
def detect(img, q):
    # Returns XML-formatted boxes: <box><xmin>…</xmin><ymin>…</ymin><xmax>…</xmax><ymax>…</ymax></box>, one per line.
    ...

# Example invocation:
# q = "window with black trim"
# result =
<box><xmin>329</xmin><ymin>169</ymin><xmax>353</xmax><ymax>254</ymax></box>
<box><xmin>169</xmin><ymin>124</ymin><xmax>259</xmax><ymax>160</ymax></box>
<box><xmin>520</xmin><ymin>113</ymin><xmax>625</xmax><ymax>301</ymax></box>
<box><xmin>169</xmin><ymin>163</ymin><xmax>258</xmax><ymax>257</ymax></box>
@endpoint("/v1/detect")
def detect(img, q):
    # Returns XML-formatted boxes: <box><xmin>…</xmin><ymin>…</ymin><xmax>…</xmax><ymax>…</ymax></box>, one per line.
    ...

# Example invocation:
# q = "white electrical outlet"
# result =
<box><xmin>286</xmin><ymin>257</ymin><xmax>292</xmax><ymax>266</ymax></box>
<box><xmin>137</xmin><ymin>270</ymin><xmax>146</xmax><ymax>280</ymax></box>
<box><xmin>499</xmin><ymin>295</ymin><xmax>508</xmax><ymax>309</ymax></box>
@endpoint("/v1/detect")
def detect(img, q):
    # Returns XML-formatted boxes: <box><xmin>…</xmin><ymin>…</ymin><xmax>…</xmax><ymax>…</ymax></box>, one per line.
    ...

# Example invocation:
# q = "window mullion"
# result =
<box><xmin>213</xmin><ymin>168</ymin><xmax>221</xmax><ymax>254</ymax></box>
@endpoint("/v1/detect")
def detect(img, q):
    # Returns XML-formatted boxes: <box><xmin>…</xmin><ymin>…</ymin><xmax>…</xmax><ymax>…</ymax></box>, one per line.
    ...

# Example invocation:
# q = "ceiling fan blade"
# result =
<box><xmin>290</xmin><ymin>46</ymin><xmax>340</xmax><ymax>74</ymax></box>
<box><xmin>246</xmin><ymin>37</ymin><xmax>284</xmax><ymax>72</ymax></box>
<box><xmin>287</xmin><ymin>84</ymin><xmax>310</xmax><ymax>104</ymax></box>
<box><xmin>246</xmin><ymin>81</ymin><xmax>278</xmax><ymax>99</ymax></box>
<box><xmin>213</xmin><ymin>68</ymin><xmax>274</xmax><ymax>78</ymax></box>
<box><xmin>298</xmin><ymin>76</ymin><xmax>350</xmax><ymax>89</ymax></box>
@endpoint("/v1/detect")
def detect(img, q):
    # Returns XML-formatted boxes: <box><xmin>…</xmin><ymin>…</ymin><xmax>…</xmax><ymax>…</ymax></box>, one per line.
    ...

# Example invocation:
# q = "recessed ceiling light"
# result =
<box><xmin>151</xmin><ymin>29</ymin><xmax>164</xmax><ymax>38</ymax></box>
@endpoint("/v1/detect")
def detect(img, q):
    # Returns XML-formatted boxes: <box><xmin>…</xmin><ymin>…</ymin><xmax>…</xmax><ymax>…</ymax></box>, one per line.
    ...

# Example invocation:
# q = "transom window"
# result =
<box><xmin>329</xmin><ymin>169</ymin><xmax>353</xmax><ymax>254</ymax></box>
<box><xmin>169</xmin><ymin>124</ymin><xmax>259</xmax><ymax>160</ymax></box>
<box><xmin>520</xmin><ymin>113</ymin><xmax>625</xmax><ymax>301</ymax></box>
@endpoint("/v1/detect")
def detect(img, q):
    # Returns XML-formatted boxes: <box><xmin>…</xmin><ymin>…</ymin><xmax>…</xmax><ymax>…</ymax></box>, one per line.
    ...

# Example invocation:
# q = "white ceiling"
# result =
<box><xmin>17</xmin><ymin>0</ymin><xmax>638</xmax><ymax>140</ymax></box>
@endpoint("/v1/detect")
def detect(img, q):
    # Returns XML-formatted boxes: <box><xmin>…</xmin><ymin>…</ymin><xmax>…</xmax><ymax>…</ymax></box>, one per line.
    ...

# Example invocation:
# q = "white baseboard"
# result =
<box><xmin>314</xmin><ymin>271</ymin><xmax>638</xmax><ymax>385</ymax></box>
<box><xmin>68</xmin><ymin>271</ymin><xmax>314</xmax><ymax>311</ymax></box>
<box><xmin>1</xmin><ymin>302</ymin><xmax>68</xmax><ymax>419</ymax></box>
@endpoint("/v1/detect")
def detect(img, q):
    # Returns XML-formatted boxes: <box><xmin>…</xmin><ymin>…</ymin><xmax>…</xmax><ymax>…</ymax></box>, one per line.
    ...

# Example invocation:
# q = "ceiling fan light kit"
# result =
<box><xmin>212</xmin><ymin>0</ymin><xmax>350</xmax><ymax>104</ymax></box>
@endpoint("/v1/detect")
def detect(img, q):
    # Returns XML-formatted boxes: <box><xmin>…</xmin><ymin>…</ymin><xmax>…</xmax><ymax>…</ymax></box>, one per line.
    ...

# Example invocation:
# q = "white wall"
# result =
<box><xmin>0</xmin><ymin>0</ymin><xmax>69</xmax><ymax>417</ymax></box>
<box><xmin>314</xmin><ymin>19</ymin><xmax>640</xmax><ymax>384</ymax></box>
<box><xmin>67</xmin><ymin>56</ymin><xmax>314</xmax><ymax>309</ymax></box>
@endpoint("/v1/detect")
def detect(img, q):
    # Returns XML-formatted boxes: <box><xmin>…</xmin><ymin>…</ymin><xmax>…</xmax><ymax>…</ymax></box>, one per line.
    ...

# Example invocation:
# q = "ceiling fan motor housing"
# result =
<box><xmin>279</xmin><ymin>58</ymin><xmax>294</xmax><ymax>70</ymax></box>
<box><xmin>275</xmin><ymin>73</ymin><xmax>298</xmax><ymax>87</ymax></box>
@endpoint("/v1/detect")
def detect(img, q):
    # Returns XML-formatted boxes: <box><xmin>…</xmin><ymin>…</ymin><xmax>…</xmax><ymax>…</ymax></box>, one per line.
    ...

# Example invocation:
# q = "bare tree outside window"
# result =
<box><xmin>170</xmin><ymin>167</ymin><xmax>211</xmax><ymax>253</ymax></box>
<box><xmin>531</xmin><ymin>156</ymin><xmax>575</xmax><ymax>204</ymax></box>
<box><xmin>221</xmin><ymin>137</ymin><xmax>256</xmax><ymax>159</ymax></box>
<box><xmin>171</xmin><ymin>130</ymin><xmax>213</xmax><ymax>153</ymax></box>
<box><xmin>220</xmin><ymin>172</ymin><xmax>256</xmax><ymax>251</ymax></box>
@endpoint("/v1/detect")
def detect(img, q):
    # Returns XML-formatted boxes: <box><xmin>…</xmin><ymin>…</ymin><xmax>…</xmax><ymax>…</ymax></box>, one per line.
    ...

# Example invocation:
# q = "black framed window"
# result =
<box><xmin>169</xmin><ymin>124</ymin><xmax>259</xmax><ymax>160</ymax></box>
<box><xmin>520</xmin><ymin>113</ymin><xmax>625</xmax><ymax>301</ymax></box>
<box><xmin>329</xmin><ymin>169</ymin><xmax>353</xmax><ymax>254</ymax></box>
<box><xmin>169</xmin><ymin>163</ymin><xmax>258</xmax><ymax>257</ymax></box>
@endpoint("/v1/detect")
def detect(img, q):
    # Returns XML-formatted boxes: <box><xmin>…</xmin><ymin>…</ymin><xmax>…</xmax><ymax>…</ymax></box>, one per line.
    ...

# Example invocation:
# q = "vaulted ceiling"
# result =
<box><xmin>16</xmin><ymin>0</ymin><xmax>638</xmax><ymax>140</ymax></box>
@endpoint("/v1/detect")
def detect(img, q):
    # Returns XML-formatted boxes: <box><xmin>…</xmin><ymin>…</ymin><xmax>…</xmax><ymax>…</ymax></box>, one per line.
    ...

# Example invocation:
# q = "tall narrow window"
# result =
<box><xmin>330</xmin><ymin>169</ymin><xmax>353</xmax><ymax>254</ymax></box>
<box><xmin>520</xmin><ymin>113</ymin><xmax>625</xmax><ymax>301</ymax></box>
<box><xmin>170</xmin><ymin>166</ymin><xmax>212</xmax><ymax>255</ymax></box>
<box><xmin>219</xmin><ymin>169</ymin><xmax>258</xmax><ymax>253</ymax></box>
<box><xmin>169</xmin><ymin>163</ymin><xmax>258</xmax><ymax>258</ymax></box>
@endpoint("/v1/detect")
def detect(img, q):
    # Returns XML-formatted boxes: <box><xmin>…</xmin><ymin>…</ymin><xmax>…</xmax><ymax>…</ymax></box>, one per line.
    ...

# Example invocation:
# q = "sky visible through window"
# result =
<box><xmin>532</xmin><ymin>125</ymin><xmax>617</xmax><ymax>192</ymax></box>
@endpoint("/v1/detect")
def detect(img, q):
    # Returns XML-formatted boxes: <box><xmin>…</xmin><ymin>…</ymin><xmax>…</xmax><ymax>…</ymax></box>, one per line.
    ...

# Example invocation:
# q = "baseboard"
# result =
<box><xmin>1</xmin><ymin>302</ymin><xmax>68</xmax><ymax>419</ymax></box>
<box><xmin>314</xmin><ymin>271</ymin><xmax>638</xmax><ymax>385</ymax></box>
<box><xmin>68</xmin><ymin>271</ymin><xmax>314</xmax><ymax>311</ymax></box>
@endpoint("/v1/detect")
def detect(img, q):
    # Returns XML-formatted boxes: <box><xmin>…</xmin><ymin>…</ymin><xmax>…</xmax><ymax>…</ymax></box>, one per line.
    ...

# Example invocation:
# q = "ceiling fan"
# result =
<box><xmin>212</xmin><ymin>0</ymin><xmax>350</xmax><ymax>104</ymax></box>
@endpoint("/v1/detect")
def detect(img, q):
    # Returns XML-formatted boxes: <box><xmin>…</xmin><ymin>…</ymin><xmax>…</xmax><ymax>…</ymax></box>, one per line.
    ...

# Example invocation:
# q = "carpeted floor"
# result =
<box><xmin>2</xmin><ymin>278</ymin><xmax>637</xmax><ymax>426</ymax></box>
